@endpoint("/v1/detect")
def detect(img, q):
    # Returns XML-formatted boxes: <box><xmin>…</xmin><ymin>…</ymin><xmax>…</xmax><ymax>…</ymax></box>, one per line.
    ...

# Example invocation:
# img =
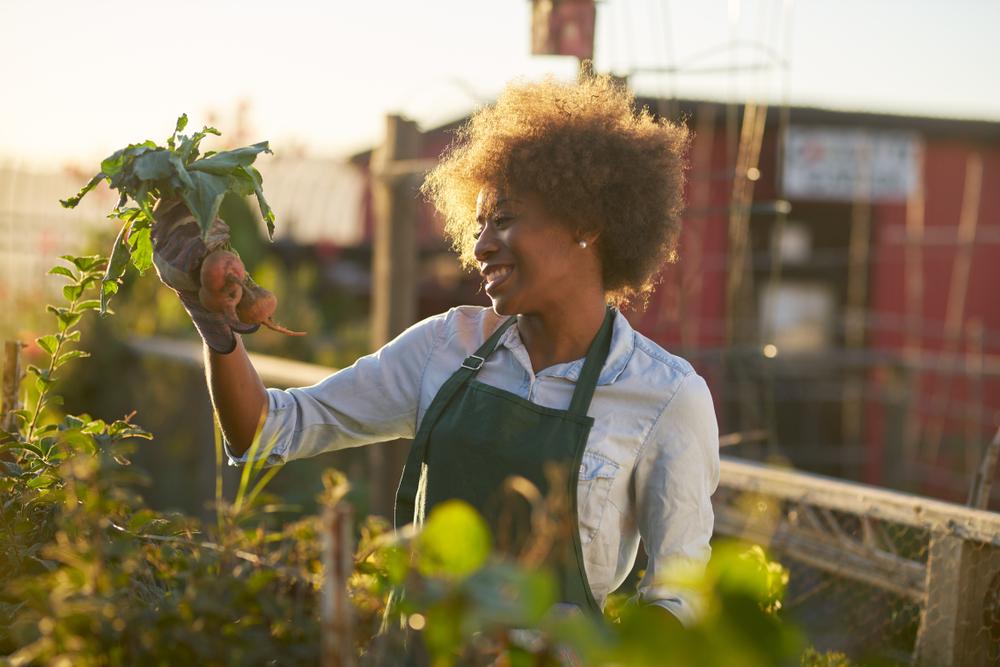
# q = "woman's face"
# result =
<box><xmin>473</xmin><ymin>186</ymin><xmax>593</xmax><ymax>317</ymax></box>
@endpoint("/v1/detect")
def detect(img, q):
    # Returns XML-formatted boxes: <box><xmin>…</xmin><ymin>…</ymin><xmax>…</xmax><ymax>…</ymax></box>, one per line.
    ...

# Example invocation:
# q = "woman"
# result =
<box><xmin>154</xmin><ymin>73</ymin><xmax>719</xmax><ymax>628</ymax></box>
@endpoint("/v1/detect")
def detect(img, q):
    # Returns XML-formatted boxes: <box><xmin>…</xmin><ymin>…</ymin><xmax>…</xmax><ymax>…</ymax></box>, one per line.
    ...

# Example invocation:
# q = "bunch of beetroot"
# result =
<box><xmin>61</xmin><ymin>114</ymin><xmax>303</xmax><ymax>337</ymax></box>
<box><xmin>198</xmin><ymin>248</ymin><xmax>302</xmax><ymax>336</ymax></box>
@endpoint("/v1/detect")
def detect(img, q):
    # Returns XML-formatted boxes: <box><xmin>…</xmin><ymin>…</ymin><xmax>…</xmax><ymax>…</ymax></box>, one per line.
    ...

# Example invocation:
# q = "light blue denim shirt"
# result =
<box><xmin>231</xmin><ymin>306</ymin><xmax>720</xmax><ymax>626</ymax></box>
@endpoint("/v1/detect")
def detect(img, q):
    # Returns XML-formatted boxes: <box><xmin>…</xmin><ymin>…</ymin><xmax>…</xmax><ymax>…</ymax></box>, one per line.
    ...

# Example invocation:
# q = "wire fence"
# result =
<box><xmin>714</xmin><ymin>456</ymin><xmax>1000</xmax><ymax>666</ymax></box>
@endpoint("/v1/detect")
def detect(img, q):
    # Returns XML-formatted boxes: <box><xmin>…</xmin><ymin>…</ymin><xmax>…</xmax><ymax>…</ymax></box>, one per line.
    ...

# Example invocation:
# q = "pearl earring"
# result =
<box><xmin>579</xmin><ymin>241</ymin><xmax>587</xmax><ymax>249</ymax></box>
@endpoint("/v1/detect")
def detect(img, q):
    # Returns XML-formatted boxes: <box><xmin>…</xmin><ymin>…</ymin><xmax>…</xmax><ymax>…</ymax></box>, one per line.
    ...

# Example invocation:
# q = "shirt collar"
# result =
<box><xmin>494</xmin><ymin>309</ymin><xmax>634</xmax><ymax>385</ymax></box>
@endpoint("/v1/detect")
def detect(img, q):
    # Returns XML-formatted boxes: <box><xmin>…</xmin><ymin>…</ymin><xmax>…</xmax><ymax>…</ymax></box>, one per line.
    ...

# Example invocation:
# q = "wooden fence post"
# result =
<box><xmin>1</xmin><ymin>341</ymin><xmax>24</xmax><ymax>433</ymax></box>
<box><xmin>321</xmin><ymin>503</ymin><xmax>356</xmax><ymax>667</ymax></box>
<box><xmin>368</xmin><ymin>115</ymin><xmax>423</xmax><ymax>520</ymax></box>
<box><xmin>916</xmin><ymin>533</ymin><xmax>1000</xmax><ymax>666</ymax></box>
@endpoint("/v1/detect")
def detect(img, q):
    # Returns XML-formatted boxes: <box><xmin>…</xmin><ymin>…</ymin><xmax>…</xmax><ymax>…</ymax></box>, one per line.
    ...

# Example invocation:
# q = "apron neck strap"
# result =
<box><xmin>463</xmin><ymin>315</ymin><xmax>518</xmax><ymax>370</ymax></box>
<box><xmin>464</xmin><ymin>308</ymin><xmax>614</xmax><ymax>417</ymax></box>
<box><xmin>568</xmin><ymin>307</ymin><xmax>615</xmax><ymax>416</ymax></box>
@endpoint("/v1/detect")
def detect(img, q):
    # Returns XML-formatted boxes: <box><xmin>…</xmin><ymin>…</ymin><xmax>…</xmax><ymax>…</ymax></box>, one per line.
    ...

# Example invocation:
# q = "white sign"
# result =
<box><xmin>783</xmin><ymin>126</ymin><xmax>922</xmax><ymax>202</ymax></box>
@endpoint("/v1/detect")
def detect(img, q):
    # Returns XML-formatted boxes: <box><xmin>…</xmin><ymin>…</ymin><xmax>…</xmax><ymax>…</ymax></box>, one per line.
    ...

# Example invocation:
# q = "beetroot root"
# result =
<box><xmin>200</xmin><ymin>250</ymin><xmax>246</xmax><ymax>293</ymax></box>
<box><xmin>198</xmin><ymin>250</ymin><xmax>246</xmax><ymax>319</ymax></box>
<box><xmin>199</xmin><ymin>282</ymin><xmax>242</xmax><ymax>320</ymax></box>
<box><xmin>236</xmin><ymin>275</ymin><xmax>306</xmax><ymax>336</ymax></box>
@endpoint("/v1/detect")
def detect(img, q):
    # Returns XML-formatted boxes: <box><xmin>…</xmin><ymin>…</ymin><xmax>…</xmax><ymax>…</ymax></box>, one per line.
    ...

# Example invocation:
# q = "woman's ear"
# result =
<box><xmin>577</xmin><ymin>229</ymin><xmax>600</xmax><ymax>247</ymax></box>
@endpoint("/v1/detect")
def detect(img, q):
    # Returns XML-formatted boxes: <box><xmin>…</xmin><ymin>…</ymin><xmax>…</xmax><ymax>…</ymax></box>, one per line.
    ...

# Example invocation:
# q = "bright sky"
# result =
<box><xmin>2</xmin><ymin>0</ymin><xmax>998</xmax><ymax>169</ymax></box>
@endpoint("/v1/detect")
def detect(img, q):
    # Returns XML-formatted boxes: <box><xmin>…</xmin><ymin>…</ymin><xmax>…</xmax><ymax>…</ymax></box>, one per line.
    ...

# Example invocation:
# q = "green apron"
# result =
<box><xmin>395</xmin><ymin>308</ymin><xmax>615</xmax><ymax>616</ymax></box>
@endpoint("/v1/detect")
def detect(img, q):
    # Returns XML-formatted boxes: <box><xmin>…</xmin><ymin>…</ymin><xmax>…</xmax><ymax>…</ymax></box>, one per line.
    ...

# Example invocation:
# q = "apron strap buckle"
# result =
<box><xmin>461</xmin><ymin>354</ymin><xmax>485</xmax><ymax>371</ymax></box>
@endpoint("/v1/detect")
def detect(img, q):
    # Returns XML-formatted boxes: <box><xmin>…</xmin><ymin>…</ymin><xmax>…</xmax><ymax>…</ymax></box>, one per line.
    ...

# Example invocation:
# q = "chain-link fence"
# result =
<box><xmin>714</xmin><ymin>456</ymin><xmax>1000</xmax><ymax>666</ymax></box>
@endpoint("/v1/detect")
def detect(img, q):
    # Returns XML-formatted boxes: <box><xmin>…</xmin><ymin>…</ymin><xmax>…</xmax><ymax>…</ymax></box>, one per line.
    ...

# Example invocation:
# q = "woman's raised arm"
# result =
<box><xmin>205</xmin><ymin>336</ymin><xmax>269</xmax><ymax>458</ymax></box>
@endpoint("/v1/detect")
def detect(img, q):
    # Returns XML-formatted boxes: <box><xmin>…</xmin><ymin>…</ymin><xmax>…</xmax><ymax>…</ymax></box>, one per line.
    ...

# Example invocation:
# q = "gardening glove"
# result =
<box><xmin>151</xmin><ymin>198</ymin><xmax>259</xmax><ymax>354</ymax></box>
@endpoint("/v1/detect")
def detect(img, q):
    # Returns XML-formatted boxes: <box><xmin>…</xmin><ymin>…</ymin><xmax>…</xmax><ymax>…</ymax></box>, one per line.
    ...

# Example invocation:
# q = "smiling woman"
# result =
<box><xmin>156</xmin><ymin>69</ymin><xmax>719</xmax><ymax>637</ymax></box>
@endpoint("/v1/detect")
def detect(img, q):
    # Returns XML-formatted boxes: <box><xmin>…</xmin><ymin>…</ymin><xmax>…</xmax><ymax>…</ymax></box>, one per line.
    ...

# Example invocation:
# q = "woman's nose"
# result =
<box><xmin>473</xmin><ymin>226</ymin><xmax>499</xmax><ymax>262</ymax></box>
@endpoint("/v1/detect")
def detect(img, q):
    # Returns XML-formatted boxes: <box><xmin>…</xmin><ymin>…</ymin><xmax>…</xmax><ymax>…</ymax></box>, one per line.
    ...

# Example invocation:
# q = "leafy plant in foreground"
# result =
<box><xmin>0</xmin><ymin>255</ymin><xmax>154</xmax><ymax>651</ymax></box>
<box><xmin>0</xmin><ymin>255</ymin><xmax>327</xmax><ymax>666</ymax></box>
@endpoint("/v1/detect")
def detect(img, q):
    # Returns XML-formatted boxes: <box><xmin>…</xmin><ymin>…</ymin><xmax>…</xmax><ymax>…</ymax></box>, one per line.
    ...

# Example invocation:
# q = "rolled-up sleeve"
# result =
<box><xmin>226</xmin><ymin>312</ymin><xmax>448</xmax><ymax>467</ymax></box>
<box><xmin>631</xmin><ymin>372</ymin><xmax>720</xmax><ymax>627</ymax></box>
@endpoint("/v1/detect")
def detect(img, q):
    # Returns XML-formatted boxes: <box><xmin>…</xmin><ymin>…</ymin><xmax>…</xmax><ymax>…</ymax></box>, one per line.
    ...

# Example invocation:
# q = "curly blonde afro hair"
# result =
<box><xmin>421</xmin><ymin>71</ymin><xmax>690</xmax><ymax>305</ymax></box>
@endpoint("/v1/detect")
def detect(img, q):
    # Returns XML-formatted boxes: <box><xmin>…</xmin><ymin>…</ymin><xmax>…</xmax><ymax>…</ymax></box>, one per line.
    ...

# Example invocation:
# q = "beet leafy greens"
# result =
<box><xmin>60</xmin><ymin>114</ymin><xmax>274</xmax><ymax>314</ymax></box>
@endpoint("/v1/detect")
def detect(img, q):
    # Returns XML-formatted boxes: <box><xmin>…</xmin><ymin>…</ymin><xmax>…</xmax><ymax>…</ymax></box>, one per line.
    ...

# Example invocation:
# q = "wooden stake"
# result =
<box><xmin>924</xmin><ymin>153</ymin><xmax>983</xmax><ymax>465</ymax></box>
<box><xmin>724</xmin><ymin>101</ymin><xmax>769</xmax><ymax>349</ymax></box>
<box><xmin>321</xmin><ymin>503</ymin><xmax>356</xmax><ymax>667</ymax></box>
<box><xmin>902</xmin><ymin>143</ymin><xmax>926</xmax><ymax>468</ymax></box>
<box><xmin>1</xmin><ymin>341</ymin><xmax>24</xmax><ymax>434</ymax></box>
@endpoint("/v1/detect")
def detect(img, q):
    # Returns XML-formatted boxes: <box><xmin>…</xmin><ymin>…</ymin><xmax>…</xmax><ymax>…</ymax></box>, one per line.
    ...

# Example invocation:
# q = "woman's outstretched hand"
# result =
<box><xmin>150</xmin><ymin>198</ymin><xmax>260</xmax><ymax>355</ymax></box>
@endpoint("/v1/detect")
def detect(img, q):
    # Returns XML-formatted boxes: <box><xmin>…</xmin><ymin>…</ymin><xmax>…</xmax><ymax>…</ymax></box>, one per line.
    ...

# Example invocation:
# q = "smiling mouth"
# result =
<box><xmin>484</xmin><ymin>266</ymin><xmax>512</xmax><ymax>291</ymax></box>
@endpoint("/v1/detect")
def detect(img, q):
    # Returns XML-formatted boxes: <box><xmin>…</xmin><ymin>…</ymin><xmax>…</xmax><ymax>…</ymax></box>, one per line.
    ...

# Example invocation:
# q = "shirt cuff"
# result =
<box><xmin>223</xmin><ymin>392</ymin><xmax>289</xmax><ymax>467</ymax></box>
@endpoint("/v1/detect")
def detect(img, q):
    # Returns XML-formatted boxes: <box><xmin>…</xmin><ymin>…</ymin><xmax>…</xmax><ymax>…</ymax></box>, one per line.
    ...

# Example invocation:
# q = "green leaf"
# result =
<box><xmin>35</xmin><ymin>335</ymin><xmax>58</xmax><ymax>355</ymax></box>
<box><xmin>62</xmin><ymin>284</ymin><xmax>84</xmax><ymax>302</ymax></box>
<box><xmin>14</xmin><ymin>520</ymin><xmax>36</xmax><ymax>535</ymax></box>
<box><xmin>63</xmin><ymin>255</ymin><xmax>104</xmax><ymax>273</ymax></box>
<box><xmin>19</xmin><ymin>442</ymin><xmax>45</xmax><ymax>458</ymax></box>
<box><xmin>226</xmin><ymin>167</ymin><xmax>258</xmax><ymax>197</ymax></box>
<box><xmin>26</xmin><ymin>475</ymin><xmax>56</xmax><ymax>490</ymax></box>
<box><xmin>55</xmin><ymin>350</ymin><xmax>89</xmax><ymax>367</ymax></box>
<box><xmin>132</xmin><ymin>149</ymin><xmax>177</xmax><ymax>182</ymax></box>
<box><xmin>168</xmin><ymin>153</ymin><xmax>194</xmax><ymax>192</ymax></box>
<box><xmin>1</xmin><ymin>461</ymin><xmax>23</xmax><ymax>477</ymax></box>
<box><xmin>61</xmin><ymin>172</ymin><xmax>106</xmax><ymax>209</ymax></box>
<box><xmin>417</xmin><ymin>500</ymin><xmax>492</xmax><ymax>579</ymax></box>
<box><xmin>47</xmin><ymin>265</ymin><xmax>76</xmax><ymax>280</ymax></box>
<box><xmin>109</xmin><ymin>420</ymin><xmax>152</xmax><ymax>440</ymax></box>
<box><xmin>177</xmin><ymin>127</ymin><xmax>221</xmax><ymax>164</ymax></box>
<box><xmin>77</xmin><ymin>300</ymin><xmax>101</xmax><ymax>311</ymax></box>
<box><xmin>81</xmin><ymin>419</ymin><xmax>106</xmax><ymax>434</ymax></box>
<box><xmin>129</xmin><ymin>225</ymin><xmax>153</xmax><ymax>275</ymax></box>
<box><xmin>64</xmin><ymin>330</ymin><xmax>81</xmax><ymax>342</ymax></box>
<box><xmin>187</xmin><ymin>142</ymin><xmax>271</xmax><ymax>176</ymax></box>
<box><xmin>58</xmin><ymin>312</ymin><xmax>82</xmax><ymax>332</ymax></box>
<box><xmin>242</xmin><ymin>165</ymin><xmax>275</xmax><ymax>239</ymax></box>
<box><xmin>27</xmin><ymin>365</ymin><xmax>49</xmax><ymax>379</ymax></box>
<box><xmin>36</xmin><ymin>376</ymin><xmax>57</xmax><ymax>394</ymax></box>
<box><xmin>99</xmin><ymin>148</ymin><xmax>128</xmax><ymax>182</ymax></box>
<box><xmin>181</xmin><ymin>171</ymin><xmax>229</xmax><ymax>239</ymax></box>
<box><xmin>102</xmin><ymin>142</ymin><xmax>157</xmax><ymax>187</ymax></box>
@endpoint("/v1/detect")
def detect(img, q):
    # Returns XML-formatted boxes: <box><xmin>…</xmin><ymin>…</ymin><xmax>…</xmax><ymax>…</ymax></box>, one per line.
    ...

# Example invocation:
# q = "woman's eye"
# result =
<box><xmin>494</xmin><ymin>216</ymin><xmax>512</xmax><ymax>228</ymax></box>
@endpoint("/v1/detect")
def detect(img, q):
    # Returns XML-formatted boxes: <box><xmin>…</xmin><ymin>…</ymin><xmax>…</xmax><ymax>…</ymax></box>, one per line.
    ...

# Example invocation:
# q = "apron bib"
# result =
<box><xmin>395</xmin><ymin>308</ymin><xmax>614</xmax><ymax>616</ymax></box>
